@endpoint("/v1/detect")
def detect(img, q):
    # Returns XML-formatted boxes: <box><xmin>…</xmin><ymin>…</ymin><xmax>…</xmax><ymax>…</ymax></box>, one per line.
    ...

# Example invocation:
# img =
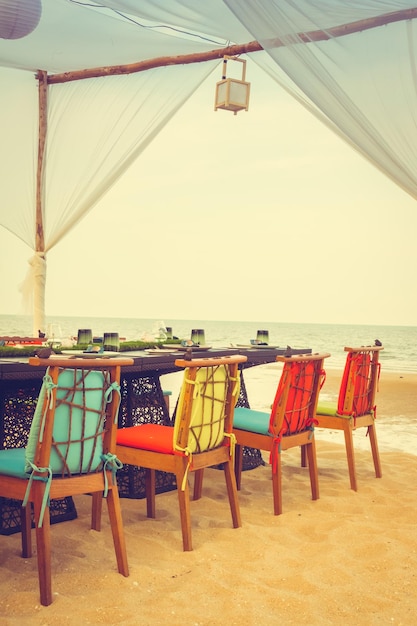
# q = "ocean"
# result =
<box><xmin>1</xmin><ymin>314</ymin><xmax>416</xmax><ymax>373</ymax></box>
<box><xmin>1</xmin><ymin>313</ymin><xmax>416</xmax><ymax>455</ymax></box>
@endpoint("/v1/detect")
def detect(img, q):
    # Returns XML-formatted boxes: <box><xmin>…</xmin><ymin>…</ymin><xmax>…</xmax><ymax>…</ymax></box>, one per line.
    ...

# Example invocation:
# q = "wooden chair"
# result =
<box><xmin>115</xmin><ymin>354</ymin><xmax>247</xmax><ymax>551</ymax></box>
<box><xmin>315</xmin><ymin>345</ymin><xmax>383</xmax><ymax>491</ymax></box>
<box><xmin>0</xmin><ymin>356</ymin><xmax>133</xmax><ymax>606</ymax></box>
<box><xmin>233</xmin><ymin>353</ymin><xmax>329</xmax><ymax>515</ymax></box>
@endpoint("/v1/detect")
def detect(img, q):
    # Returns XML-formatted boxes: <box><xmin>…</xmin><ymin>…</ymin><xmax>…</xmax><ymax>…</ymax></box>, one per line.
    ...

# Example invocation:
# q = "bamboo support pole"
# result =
<box><xmin>47</xmin><ymin>7</ymin><xmax>417</xmax><ymax>85</ymax></box>
<box><xmin>33</xmin><ymin>70</ymin><xmax>48</xmax><ymax>335</ymax></box>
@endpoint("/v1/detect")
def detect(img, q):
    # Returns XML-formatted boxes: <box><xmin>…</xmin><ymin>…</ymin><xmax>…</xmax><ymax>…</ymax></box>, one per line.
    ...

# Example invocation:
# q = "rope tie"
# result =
<box><xmin>230</xmin><ymin>375</ymin><xmax>239</xmax><ymax>398</ymax></box>
<box><xmin>306</xmin><ymin>417</ymin><xmax>318</xmax><ymax>439</ymax></box>
<box><xmin>104</xmin><ymin>381</ymin><xmax>121</xmax><ymax>423</ymax></box>
<box><xmin>223</xmin><ymin>432</ymin><xmax>236</xmax><ymax>458</ymax></box>
<box><xmin>39</xmin><ymin>373</ymin><xmax>57</xmax><ymax>443</ymax></box>
<box><xmin>101</xmin><ymin>452</ymin><xmax>123</xmax><ymax>497</ymax></box>
<box><xmin>22</xmin><ymin>462</ymin><xmax>52</xmax><ymax>528</ymax></box>
<box><xmin>270</xmin><ymin>435</ymin><xmax>282</xmax><ymax>474</ymax></box>
<box><xmin>174</xmin><ymin>444</ymin><xmax>193</xmax><ymax>491</ymax></box>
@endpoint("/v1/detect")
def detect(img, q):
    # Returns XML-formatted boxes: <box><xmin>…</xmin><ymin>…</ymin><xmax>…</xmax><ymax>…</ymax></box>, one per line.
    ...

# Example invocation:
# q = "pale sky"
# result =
<box><xmin>1</xmin><ymin>63</ymin><xmax>417</xmax><ymax>326</ymax></box>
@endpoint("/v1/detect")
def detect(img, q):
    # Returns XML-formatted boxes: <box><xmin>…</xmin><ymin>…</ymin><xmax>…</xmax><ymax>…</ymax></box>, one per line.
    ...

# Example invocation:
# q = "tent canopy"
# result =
<box><xmin>1</xmin><ymin>1</ymin><xmax>417</xmax><ymax>333</ymax></box>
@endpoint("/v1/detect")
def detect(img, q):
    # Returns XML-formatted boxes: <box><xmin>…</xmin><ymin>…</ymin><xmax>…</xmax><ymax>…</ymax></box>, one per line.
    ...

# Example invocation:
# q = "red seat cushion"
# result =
<box><xmin>117</xmin><ymin>424</ymin><xmax>174</xmax><ymax>454</ymax></box>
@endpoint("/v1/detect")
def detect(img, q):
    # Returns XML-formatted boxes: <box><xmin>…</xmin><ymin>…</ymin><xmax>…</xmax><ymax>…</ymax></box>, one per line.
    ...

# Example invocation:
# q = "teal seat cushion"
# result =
<box><xmin>233</xmin><ymin>407</ymin><xmax>270</xmax><ymax>435</ymax></box>
<box><xmin>0</xmin><ymin>448</ymin><xmax>28</xmax><ymax>478</ymax></box>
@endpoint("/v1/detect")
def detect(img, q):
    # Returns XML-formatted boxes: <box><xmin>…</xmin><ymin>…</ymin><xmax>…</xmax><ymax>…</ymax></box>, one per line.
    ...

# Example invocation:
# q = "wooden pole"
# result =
<box><xmin>33</xmin><ymin>70</ymin><xmax>48</xmax><ymax>336</ymax></box>
<box><xmin>47</xmin><ymin>7</ymin><xmax>417</xmax><ymax>85</ymax></box>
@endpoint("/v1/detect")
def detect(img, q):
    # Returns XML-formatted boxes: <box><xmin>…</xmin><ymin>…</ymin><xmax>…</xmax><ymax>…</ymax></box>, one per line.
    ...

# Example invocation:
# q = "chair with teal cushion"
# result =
<box><xmin>0</xmin><ymin>355</ymin><xmax>133</xmax><ymax>606</ymax></box>
<box><xmin>315</xmin><ymin>345</ymin><xmax>383</xmax><ymax>491</ymax></box>
<box><xmin>233</xmin><ymin>353</ymin><xmax>329</xmax><ymax>515</ymax></box>
<box><xmin>115</xmin><ymin>354</ymin><xmax>247</xmax><ymax>551</ymax></box>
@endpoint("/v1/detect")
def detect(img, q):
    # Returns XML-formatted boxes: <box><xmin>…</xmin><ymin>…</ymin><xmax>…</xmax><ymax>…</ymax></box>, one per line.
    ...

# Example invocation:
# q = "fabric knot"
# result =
<box><xmin>223</xmin><ymin>432</ymin><xmax>236</xmax><ymax>458</ymax></box>
<box><xmin>22</xmin><ymin>462</ymin><xmax>52</xmax><ymax>528</ymax></box>
<box><xmin>39</xmin><ymin>371</ymin><xmax>57</xmax><ymax>442</ymax></box>
<box><xmin>101</xmin><ymin>452</ymin><xmax>123</xmax><ymax>497</ymax></box>
<box><xmin>104</xmin><ymin>381</ymin><xmax>121</xmax><ymax>423</ymax></box>
<box><xmin>270</xmin><ymin>435</ymin><xmax>282</xmax><ymax>474</ymax></box>
<box><xmin>174</xmin><ymin>444</ymin><xmax>193</xmax><ymax>490</ymax></box>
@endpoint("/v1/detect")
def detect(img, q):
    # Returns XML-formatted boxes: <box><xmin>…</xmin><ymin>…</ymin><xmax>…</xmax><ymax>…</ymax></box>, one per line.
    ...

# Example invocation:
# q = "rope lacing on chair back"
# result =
<box><xmin>337</xmin><ymin>351</ymin><xmax>379</xmax><ymax>420</ymax></box>
<box><xmin>23</xmin><ymin>367</ymin><xmax>122</xmax><ymax>526</ymax></box>
<box><xmin>49</xmin><ymin>368</ymin><xmax>111</xmax><ymax>477</ymax></box>
<box><xmin>269</xmin><ymin>360</ymin><xmax>325</xmax><ymax>473</ymax></box>
<box><xmin>174</xmin><ymin>363</ymin><xmax>239</xmax><ymax>490</ymax></box>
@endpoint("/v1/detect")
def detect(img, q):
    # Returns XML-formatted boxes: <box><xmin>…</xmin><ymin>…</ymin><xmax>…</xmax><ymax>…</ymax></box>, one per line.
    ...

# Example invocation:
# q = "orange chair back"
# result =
<box><xmin>337</xmin><ymin>347</ymin><xmax>382</xmax><ymax>417</ymax></box>
<box><xmin>269</xmin><ymin>354</ymin><xmax>328</xmax><ymax>438</ymax></box>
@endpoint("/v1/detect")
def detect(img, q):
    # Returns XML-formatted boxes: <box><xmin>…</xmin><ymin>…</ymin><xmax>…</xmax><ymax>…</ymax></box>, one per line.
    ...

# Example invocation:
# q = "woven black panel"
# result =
<box><xmin>1</xmin><ymin>381</ymin><xmax>40</xmax><ymax>450</ymax></box>
<box><xmin>0</xmin><ymin>497</ymin><xmax>77</xmax><ymax>536</ymax></box>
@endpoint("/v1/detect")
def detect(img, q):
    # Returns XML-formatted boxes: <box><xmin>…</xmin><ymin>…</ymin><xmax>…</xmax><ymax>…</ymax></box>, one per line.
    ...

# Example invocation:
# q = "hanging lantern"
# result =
<box><xmin>0</xmin><ymin>0</ymin><xmax>42</xmax><ymax>40</ymax></box>
<box><xmin>214</xmin><ymin>56</ymin><xmax>250</xmax><ymax>115</ymax></box>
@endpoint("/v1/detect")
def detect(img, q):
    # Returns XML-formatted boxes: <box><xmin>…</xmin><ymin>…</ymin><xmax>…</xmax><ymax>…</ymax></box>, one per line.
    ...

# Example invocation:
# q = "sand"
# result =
<box><xmin>1</xmin><ymin>368</ymin><xmax>416</xmax><ymax>625</ymax></box>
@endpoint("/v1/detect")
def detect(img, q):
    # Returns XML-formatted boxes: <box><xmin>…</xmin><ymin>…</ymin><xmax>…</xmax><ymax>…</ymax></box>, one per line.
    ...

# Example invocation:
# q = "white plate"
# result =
<box><xmin>145</xmin><ymin>348</ymin><xmax>182</xmax><ymax>354</ymax></box>
<box><xmin>236</xmin><ymin>344</ymin><xmax>280</xmax><ymax>350</ymax></box>
<box><xmin>162</xmin><ymin>344</ymin><xmax>212</xmax><ymax>350</ymax></box>
<box><xmin>60</xmin><ymin>350</ymin><xmax>120</xmax><ymax>358</ymax></box>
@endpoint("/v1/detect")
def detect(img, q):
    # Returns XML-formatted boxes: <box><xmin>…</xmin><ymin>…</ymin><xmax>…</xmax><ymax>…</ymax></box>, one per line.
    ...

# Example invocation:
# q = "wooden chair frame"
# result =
<box><xmin>314</xmin><ymin>346</ymin><xmax>383</xmax><ymax>491</ymax></box>
<box><xmin>0</xmin><ymin>356</ymin><xmax>132</xmax><ymax>606</ymax></box>
<box><xmin>233</xmin><ymin>353</ymin><xmax>329</xmax><ymax>515</ymax></box>
<box><xmin>115</xmin><ymin>355</ymin><xmax>247</xmax><ymax>551</ymax></box>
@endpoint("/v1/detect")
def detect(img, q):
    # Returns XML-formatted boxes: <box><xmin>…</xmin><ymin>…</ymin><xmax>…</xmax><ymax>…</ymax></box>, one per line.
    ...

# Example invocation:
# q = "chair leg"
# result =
<box><xmin>305</xmin><ymin>440</ymin><xmax>319</xmax><ymax>501</ymax></box>
<box><xmin>176</xmin><ymin>467</ymin><xmax>192</xmax><ymax>551</ymax></box>
<box><xmin>105</xmin><ymin>485</ymin><xmax>129</xmax><ymax>577</ymax></box>
<box><xmin>33</xmin><ymin>494</ymin><xmax>53</xmax><ymax>606</ymax></box>
<box><xmin>344</xmin><ymin>422</ymin><xmax>358</xmax><ymax>491</ymax></box>
<box><xmin>234</xmin><ymin>444</ymin><xmax>243</xmax><ymax>490</ymax></box>
<box><xmin>223</xmin><ymin>459</ymin><xmax>242</xmax><ymax>528</ymax></box>
<box><xmin>271</xmin><ymin>452</ymin><xmax>283</xmax><ymax>515</ymax></box>
<box><xmin>193</xmin><ymin>469</ymin><xmax>204</xmax><ymax>501</ymax></box>
<box><xmin>91</xmin><ymin>492</ymin><xmax>103</xmax><ymax>531</ymax></box>
<box><xmin>300</xmin><ymin>445</ymin><xmax>307</xmax><ymax>468</ymax></box>
<box><xmin>368</xmin><ymin>423</ymin><xmax>382</xmax><ymax>479</ymax></box>
<box><xmin>21</xmin><ymin>503</ymin><xmax>32</xmax><ymax>558</ymax></box>
<box><xmin>145</xmin><ymin>468</ymin><xmax>156</xmax><ymax>519</ymax></box>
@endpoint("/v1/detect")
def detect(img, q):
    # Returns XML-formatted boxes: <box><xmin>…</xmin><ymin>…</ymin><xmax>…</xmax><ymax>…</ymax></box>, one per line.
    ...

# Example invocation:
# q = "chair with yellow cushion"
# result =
<box><xmin>116</xmin><ymin>354</ymin><xmax>247</xmax><ymax>551</ymax></box>
<box><xmin>233</xmin><ymin>353</ymin><xmax>329</xmax><ymax>515</ymax></box>
<box><xmin>0</xmin><ymin>356</ymin><xmax>132</xmax><ymax>606</ymax></box>
<box><xmin>315</xmin><ymin>345</ymin><xmax>383</xmax><ymax>491</ymax></box>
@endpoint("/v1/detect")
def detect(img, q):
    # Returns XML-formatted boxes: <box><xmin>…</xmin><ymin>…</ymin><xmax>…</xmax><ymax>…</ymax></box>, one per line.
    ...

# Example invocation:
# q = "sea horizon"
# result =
<box><xmin>1</xmin><ymin>313</ymin><xmax>416</xmax><ymax>373</ymax></box>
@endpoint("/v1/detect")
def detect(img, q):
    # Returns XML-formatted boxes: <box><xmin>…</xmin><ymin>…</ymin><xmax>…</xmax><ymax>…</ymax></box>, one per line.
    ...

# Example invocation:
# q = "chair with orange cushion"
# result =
<box><xmin>232</xmin><ymin>353</ymin><xmax>329</xmax><ymax>515</ymax></box>
<box><xmin>0</xmin><ymin>356</ymin><xmax>132</xmax><ymax>606</ymax></box>
<box><xmin>315</xmin><ymin>345</ymin><xmax>383</xmax><ymax>491</ymax></box>
<box><xmin>116</xmin><ymin>354</ymin><xmax>247</xmax><ymax>551</ymax></box>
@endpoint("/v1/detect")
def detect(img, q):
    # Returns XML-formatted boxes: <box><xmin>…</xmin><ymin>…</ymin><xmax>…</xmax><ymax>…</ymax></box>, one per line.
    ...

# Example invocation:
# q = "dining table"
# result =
<box><xmin>0</xmin><ymin>344</ymin><xmax>312</xmax><ymax>534</ymax></box>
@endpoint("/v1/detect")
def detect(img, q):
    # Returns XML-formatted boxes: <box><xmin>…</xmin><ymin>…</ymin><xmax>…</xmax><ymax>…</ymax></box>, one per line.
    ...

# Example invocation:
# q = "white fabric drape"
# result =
<box><xmin>1</xmin><ymin>61</ymin><xmax>217</xmax><ymax>333</ymax></box>
<box><xmin>44</xmin><ymin>63</ymin><xmax>217</xmax><ymax>251</ymax></box>
<box><xmin>226</xmin><ymin>0</ymin><xmax>417</xmax><ymax>201</ymax></box>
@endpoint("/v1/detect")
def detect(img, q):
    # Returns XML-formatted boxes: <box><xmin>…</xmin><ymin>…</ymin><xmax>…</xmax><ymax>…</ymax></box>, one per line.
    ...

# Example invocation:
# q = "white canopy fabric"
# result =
<box><xmin>1</xmin><ymin>0</ymin><xmax>417</xmax><ymax>333</ymax></box>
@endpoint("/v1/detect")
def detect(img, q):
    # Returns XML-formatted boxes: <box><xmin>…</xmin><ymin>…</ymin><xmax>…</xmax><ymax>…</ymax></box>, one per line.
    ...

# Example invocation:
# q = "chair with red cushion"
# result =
<box><xmin>233</xmin><ymin>353</ymin><xmax>329</xmax><ymax>515</ymax></box>
<box><xmin>116</xmin><ymin>354</ymin><xmax>247</xmax><ymax>551</ymax></box>
<box><xmin>315</xmin><ymin>345</ymin><xmax>383</xmax><ymax>490</ymax></box>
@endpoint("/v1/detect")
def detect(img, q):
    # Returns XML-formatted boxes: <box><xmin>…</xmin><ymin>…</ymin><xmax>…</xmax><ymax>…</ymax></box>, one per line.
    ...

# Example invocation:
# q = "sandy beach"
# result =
<box><xmin>1</xmin><ymin>368</ymin><xmax>416</xmax><ymax>625</ymax></box>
